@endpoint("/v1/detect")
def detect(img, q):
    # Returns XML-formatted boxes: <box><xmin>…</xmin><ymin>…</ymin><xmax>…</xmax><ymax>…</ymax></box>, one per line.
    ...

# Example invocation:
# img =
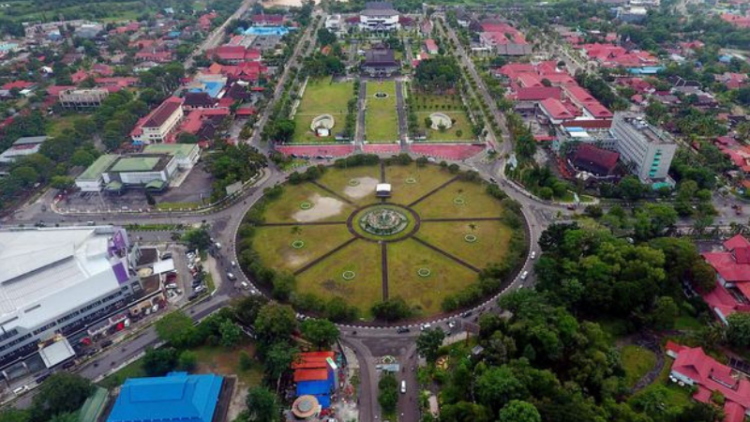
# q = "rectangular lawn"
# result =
<box><xmin>365</xmin><ymin>80</ymin><xmax>399</xmax><ymax>143</ymax></box>
<box><xmin>387</xmin><ymin>239</ymin><xmax>479</xmax><ymax>315</ymax></box>
<box><xmin>253</xmin><ymin>225</ymin><xmax>354</xmax><ymax>273</ymax></box>
<box><xmin>295</xmin><ymin>239</ymin><xmax>383</xmax><ymax>319</ymax></box>
<box><xmin>292</xmin><ymin>77</ymin><xmax>354</xmax><ymax>144</ymax></box>
<box><xmin>412</xmin><ymin>92</ymin><xmax>475</xmax><ymax>143</ymax></box>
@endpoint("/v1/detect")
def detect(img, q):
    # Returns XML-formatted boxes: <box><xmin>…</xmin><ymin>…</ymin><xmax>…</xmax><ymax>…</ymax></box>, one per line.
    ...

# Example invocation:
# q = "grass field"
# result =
<box><xmin>0</xmin><ymin>1</ymin><xmax>147</xmax><ymax>22</ymax></box>
<box><xmin>621</xmin><ymin>345</ymin><xmax>657</xmax><ymax>388</ymax></box>
<box><xmin>387</xmin><ymin>239</ymin><xmax>478</xmax><ymax>314</ymax></box>
<box><xmin>193</xmin><ymin>342</ymin><xmax>264</xmax><ymax>387</ymax></box>
<box><xmin>262</xmin><ymin>183</ymin><xmax>354</xmax><ymax>224</ymax></box>
<box><xmin>46</xmin><ymin>114</ymin><xmax>90</xmax><ymax>138</ymax></box>
<box><xmin>365</xmin><ymin>80</ymin><xmax>399</xmax><ymax>143</ymax></box>
<box><xmin>412</xmin><ymin>92</ymin><xmax>475</xmax><ymax>142</ymax></box>
<box><xmin>629</xmin><ymin>357</ymin><xmax>692</xmax><ymax>411</ymax></box>
<box><xmin>417</xmin><ymin>220</ymin><xmax>511</xmax><ymax>269</ymax></box>
<box><xmin>316</xmin><ymin>164</ymin><xmax>381</xmax><ymax>206</ymax></box>
<box><xmin>384</xmin><ymin>164</ymin><xmax>455</xmax><ymax>205</ymax></box>
<box><xmin>413</xmin><ymin>180</ymin><xmax>503</xmax><ymax>219</ymax></box>
<box><xmin>99</xmin><ymin>357</ymin><xmax>146</xmax><ymax>389</ymax></box>
<box><xmin>292</xmin><ymin>77</ymin><xmax>353</xmax><ymax>144</ymax></box>
<box><xmin>253</xmin><ymin>225</ymin><xmax>354</xmax><ymax>273</ymax></box>
<box><xmin>295</xmin><ymin>239</ymin><xmax>382</xmax><ymax>318</ymax></box>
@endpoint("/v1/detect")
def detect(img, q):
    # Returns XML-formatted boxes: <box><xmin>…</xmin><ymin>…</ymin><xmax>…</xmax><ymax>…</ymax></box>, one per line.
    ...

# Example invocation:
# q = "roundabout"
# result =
<box><xmin>237</xmin><ymin>161</ymin><xmax>528</xmax><ymax>322</ymax></box>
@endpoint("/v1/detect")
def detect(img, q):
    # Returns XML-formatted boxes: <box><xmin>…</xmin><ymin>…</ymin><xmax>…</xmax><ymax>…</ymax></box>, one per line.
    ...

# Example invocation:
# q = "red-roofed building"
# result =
<box><xmin>666</xmin><ymin>342</ymin><xmax>750</xmax><ymax>422</ymax></box>
<box><xmin>516</xmin><ymin>73</ymin><xmax>543</xmax><ymax>88</ymax></box>
<box><xmin>199</xmin><ymin>12</ymin><xmax>218</xmax><ymax>31</ymax></box>
<box><xmin>92</xmin><ymin>63</ymin><xmax>114</xmax><ymax>77</ymax></box>
<box><xmin>1</xmin><ymin>80</ymin><xmax>34</xmax><ymax>91</ymax></box>
<box><xmin>95</xmin><ymin>77</ymin><xmax>138</xmax><ymax>89</ymax></box>
<box><xmin>207</xmin><ymin>61</ymin><xmax>267</xmax><ymax>82</ymax></box>
<box><xmin>722</xmin><ymin>13</ymin><xmax>750</xmax><ymax>29</ymax></box>
<box><xmin>580</xmin><ymin>43</ymin><xmax>658</xmax><ymax>68</ymax></box>
<box><xmin>135</xmin><ymin>49</ymin><xmax>173</xmax><ymax>63</ymax></box>
<box><xmin>703</xmin><ymin>234</ymin><xmax>750</xmax><ymax>322</ymax></box>
<box><xmin>570</xmin><ymin>143</ymin><xmax>619</xmax><ymax>176</ymax></box>
<box><xmin>252</xmin><ymin>14</ymin><xmax>284</xmax><ymax>26</ymax></box>
<box><xmin>71</xmin><ymin>69</ymin><xmax>90</xmax><ymax>84</ymax></box>
<box><xmin>478</xmin><ymin>21</ymin><xmax>531</xmax><ymax>56</ymax></box>
<box><xmin>717</xmin><ymin>73</ymin><xmax>749</xmax><ymax>90</ymax></box>
<box><xmin>423</xmin><ymin>39</ymin><xmax>438</xmax><ymax>55</ymax></box>
<box><xmin>564</xmin><ymin>86</ymin><xmax>612</xmax><ymax>119</ymax></box>
<box><xmin>539</xmin><ymin>98</ymin><xmax>575</xmax><ymax>124</ymax></box>
<box><xmin>47</xmin><ymin>85</ymin><xmax>76</xmax><ymax>97</ymax></box>
<box><xmin>210</xmin><ymin>46</ymin><xmax>261</xmax><ymax>64</ymax></box>
<box><xmin>495</xmin><ymin>63</ymin><xmax>536</xmax><ymax>80</ymax></box>
<box><xmin>131</xmin><ymin>97</ymin><xmax>184</xmax><ymax>144</ymax></box>
<box><xmin>512</xmin><ymin>87</ymin><xmax>562</xmax><ymax>102</ymax></box>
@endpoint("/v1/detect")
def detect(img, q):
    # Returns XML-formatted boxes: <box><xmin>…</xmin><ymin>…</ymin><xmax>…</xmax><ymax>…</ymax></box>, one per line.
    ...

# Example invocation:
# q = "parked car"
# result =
<box><xmin>12</xmin><ymin>385</ymin><xmax>28</xmax><ymax>395</ymax></box>
<box><xmin>420</xmin><ymin>323</ymin><xmax>431</xmax><ymax>331</ymax></box>
<box><xmin>530</xmin><ymin>251</ymin><xmax>536</xmax><ymax>259</ymax></box>
<box><xmin>161</xmin><ymin>252</ymin><xmax>172</xmax><ymax>260</ymax></box>
<box><xmin>165</xmin><ymin>283</ymin><xmax>178</xmax><ymax>290</ymax></box>
<box><xmin>226</xmin><ymin>272</ymin><xmax>236</xmax><ymax>281</ymax></box>
<box><xmin>194</xmin><ymin>285</ymin><xmax>207</xmax><ymax>293</ymax></box>
<box><xmin>396</xmin><ymin>327</ymin><xmax>410</xmax><ymax>334</ymax></box>
<box><xmin>100</xmin><ymin>340</ymin><xmax>113</xmax><ymax>348</ymax></box>
<box><xmin>520</xmin><ymin>271</ymin><xmax>529</xmax><ymax>280</ymax></box>
<box><xmin>447</xmin><ymin>320</ymin><xmax>456</xmax><ymax>329</ymax></box>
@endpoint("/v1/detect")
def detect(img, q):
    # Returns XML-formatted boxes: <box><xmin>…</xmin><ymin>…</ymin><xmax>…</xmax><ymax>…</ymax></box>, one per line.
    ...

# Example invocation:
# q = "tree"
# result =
<box><xmin>371</xmin><ymin>297</ymin><xmax>413</xmax><ymax>322</ymax></box>
<box><xmin>233</xmin><ymin>296</ymin><xmax>268</xmax><ymax>326</ymax></box>
<box><xmin>11</xmin><ymin>166</ymin><xmax>38</xmax><ymax>186</ymax></box>
<box><xmin>178</xmin><ymin>350</ymin><xmax>197</xmax><ymax>371</ymax></box>
<box><xmin>378</xmin><ymin>373</ymin><xmax>399</xmax><ymax>414</ymax></box>
<box><xmin>300</xmin><ymin>319</ymin><xmax>339</xmax><ymax>349</ymax></box>
<box><xmin>70</xmin><ymin>150</ymin><xmax>95</xmax><ymax>167</ymax></box>
<box><xmin>143</xmin><ymin>347</ymin><xmax>178</xmax><ymax>376</ymax></box>
<box><xmin>245</xmin><ymin>387</ymin><xmax>280</xmax><ymax>422</ymax></box>
<box><xmin>691</xmin><ymin>261</ymin><xmax>717</xmax><ymax>292</ymax></box>
<box><xmin>316</xmin><ymin>28</ymin><xmax>336</xmax><ymax>46</ymax></box>
<box><xmin>219</xmin><ymin>320</ymin><xmax>243</xmax><ymax>348</ymax></box>
<box><xmin>29</xmin><ymin>373</ymin><xmax>93</xmax><ymax>422</ymax></box>
<box><xmin>0</xmin><ymin>409</ymin><xmax>29</xmax><ymax>422</ymax></box>
<box><xmin>47</xmin><ymin>413</ymin><xmax>77</xmax><ymax>422</ymax></box>
<box><xmin>177</xmin><ymin>132</ymin><xmax>200</xmax><ymax>144</ymax></box>
<box><xmin>416</xmin><ymin>328</ymin><xmax>445</xmax><ymax>363</ymax></box>
<box><xmin>726</xmin><ymin>313</ymin><xmax>750</xmax><ymax>348</ymax></box>
<box><xmin>476</xmin><ymin>366</ymin><xmax>525</xmax><ymax>413</ymax></box>
<box><xmin>50</xmin><ymin>176</ymin><xmax>74</xmax><ymax>190</ymax></box>
<box><xmin>498</xmin><ymin>400</ymin><xmax>541</xmax><ymax>422</ymax></box>
<box><xmin>181</xmin><ymin>225</ymin><xmax>212</xmax><ymax>251</ymax></box>
<box><xmin>651</xmin><ymin>296</ymin><xmax>679</xmax><ymax>330</ymax></box>
<box><xmin>264</xmin><ymin>341</ymin><xmax>298</xmax><ymax>393</ymax></box>
<box><xmin>254</xmin><ymin>303</ymin><xmax>297</xmax><ymax>346</ymax></box>
<box><xmin>618</xmin><ymin>176</ymin><xmax>644</xmax><ymax>202</ymax></box>
<box><xmin>155</xmin><ymin>311</ymin><xmax>197</xmax><ymax>348</ymax></box>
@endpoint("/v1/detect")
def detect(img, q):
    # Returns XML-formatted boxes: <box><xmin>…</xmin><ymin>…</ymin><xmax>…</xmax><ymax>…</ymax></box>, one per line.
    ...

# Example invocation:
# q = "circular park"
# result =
<box><xmin>237</xmin><ymin>158</ymin><xmax>528</xmax><ymax>322</ymax></box>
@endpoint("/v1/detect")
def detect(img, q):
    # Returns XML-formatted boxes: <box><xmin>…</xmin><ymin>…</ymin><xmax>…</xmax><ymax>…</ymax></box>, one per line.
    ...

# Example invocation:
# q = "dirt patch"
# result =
<box><xmin>285</xmin><ymin>252</ymin><xmax>311</xmax><ymax>268</ymax></box>
<box><xmin>227</xmin><ymin>379</ymin><xmax>247</xmax><ymax>421</ymax></box>
<box><xmin>343</xmin><ymin>177</ymin><xmax>379</xmax><ymax>199</ymax></box>
<box><xmin>292</xmin><ymin>194</ymin><xmax>345</xmax><ymax>222</ymax></box>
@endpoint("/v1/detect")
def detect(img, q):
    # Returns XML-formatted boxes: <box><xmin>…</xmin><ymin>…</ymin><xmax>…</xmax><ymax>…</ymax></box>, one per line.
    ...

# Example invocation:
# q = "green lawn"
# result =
<box><xmin>261</xmin><ymin>183</ymin><xmax>354</xmax><ymax>224</ymax></box>
<box><xmin>621</xmin><ymin>345</ymin><xmax>657</xmax><ymax>388</ymax></box>
<box><xmin>192</xmin><ymin>342</ymin><xmax>263</xmax><ymax>387</ymax></box>
<box><xmin>365</xmin><ymin>80</ymin><xmax>399</xmax><ymax>143</ymax></box>
<box><xmin>629</xmin><ymin>357</ymin><xmax>693</xmax><ymax>411</ymax></box>
<box><xmin>417</xmin><ymin>220</ymin><xmax>511</xmax><ymax>270</ymax></box>
<box><xmin>0</xmin><ymin>1</ymin><xmax>148</xmax><ymax>22</ymax></box>
<box><xmin>46</xmin><ymin>114</ymin><xmax>91</xmax><ymax>138</ymax></box>
<box><xmin>295</xmin><ymin>239</ymin><xmax>382</xmax><ymax>319</ymax></box>
<box><xmin>384</xmin><ymin>163</ymin><xmax>455</xmax><ymax>205</ymax></box>
<box><xmin>413</xmin><ymin>180</ymin><xmax>503</xmax><ymax>219</ymax></box>
<box><xmin>253</xmin><ymin>225</ymin><xmax>354</xmax><ymax>273</ymax></box>
<box><xmin>388</xmin><ymin>239</ymin><xmax>479</xmax><ymax>315</ymax></box>
<box><xmin>316</xmin><ymin>164</ymin><xmax>381</xmax><ymax>206</ymax></box>
<box><xmin>416</xmin><ymin>111</ymin><xmax>474</xmax><ymax>142</ymax></box>
<box><xmin>292</xmin><ymin>77</ymin><xmax>353</xmax><ymax>143</ymax></box>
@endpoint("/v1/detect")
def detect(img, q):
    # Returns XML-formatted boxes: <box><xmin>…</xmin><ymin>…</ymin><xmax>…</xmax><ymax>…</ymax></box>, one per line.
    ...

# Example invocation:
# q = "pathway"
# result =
<box><xmin>395</xmin><ymin>80</ymin><xmax>409</xmax><ymax>152</ymax></box>
<box><xmin>355</xmin><ymin>80</ymin><xmax>367</xmax><ymax>151</ymax></box>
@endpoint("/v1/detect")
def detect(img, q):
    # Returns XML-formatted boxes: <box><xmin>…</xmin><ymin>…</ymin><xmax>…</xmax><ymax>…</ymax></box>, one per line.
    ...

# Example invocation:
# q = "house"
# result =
<box><xmin>0</xmin><ymin>136</ymin><xmax>48</xmax><ymax>163</ymax></box>
<box><xmin>722</xmin><ymin>13</ymin><xmax>750</xmax><ymax>29</ymax></box>
<box><xmin>292</xmin><ymin>352</ymin><xmax>337</xmax><ymax>409</ymax></box>
<box><xmin>420</xmin><ymin>19</ymin><xmax>433</xmax><ymax>36</ymax></box>
<box><xmin>564</xmin><ymin>86</ymin><xmax>613</xmax><ymax>119</ymax></box>
<box><xmin>702</xmin><ymin>234</ymin><xmax>750</xmax><ymax>322</ymax></box>
<box><xmin>198</xmin><ymin>12</ymin><xmax>217</xmax><ymax>31</ymax></box>
<box><xmin>361</xmin><ymin>46</ymin><xmax>400</xmax><ymax>77</ymax></box>
<box><xmin>251</xmin><ymin>14</ymin><xmax>284</xmax><ymax>26</ymax></box>
<box><xmin>130</xmin><ymin>97</ymin><xmax>184</xmax><ymax>144</ymax></box>
<box><xmin>423</xmin><ymin>39</ymin><xmax>438</xmax><ymax>55</ymax></box>
<box><xmin>666</xmin><ymin>342</ymin><xmax>750</xmax><ymax>422</ymax></box>
<box><xmin>717</xmin><ymin>73</ymin><xmax>749</xmax><ymax>90</ymax></box>
<box><xmin>135</xmin><ymin>49</ymin><xmax>173</xmax><ymax>63</ymax></box>
<box><xmin>209</xmin><ymin>45</ymin><xmax>261</xmax><ymax>64</ymax></box>
<box><xmin>478</xmin><ymin>21</ymin><xmax>532</xmax><ymax>56</ymax></box>
<box><xmin>1</xmin><ymin>80</ymin><xmax>34</xmax><ymax>91</ymax></box>
<box><xmin>107</xmin><ymin>372</ymin><xmax>225</xmax><ymax>422</ymax></box>
<box><xmin>570</xmin><ymin>143</ymin><xmax>620</xmax><ymax>176</ymax></box>
<box><xmin>182</xmin><ymin>92</ymin><xmax>218</xmax><ymax>109</ymax></box>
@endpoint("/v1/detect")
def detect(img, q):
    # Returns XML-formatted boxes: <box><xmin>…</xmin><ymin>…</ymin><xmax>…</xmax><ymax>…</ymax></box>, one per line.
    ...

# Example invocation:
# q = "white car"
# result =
<box><xmin>165</xmin><ymin>283</ymin><xmax>178</xmax><ymax>290</ymax></box>
<box><xmin>194</xmin><ymin>285</ymin><xmax>207</xmax><ymax>293</ymax></box>
<box><xmin>420</xmin><ymin>323</ymin><xmax>432</xmax><ymax>331</ymax></box>
<box><xmin>12</xmin><ymin>385</ymin><xmax>28</xmax><ymax>395</ymax></box>
<box><xmin>530</xmin><ymin>251</ymin><xmax>536</xmax><ymax>259</ymax></box>
<box><xmin>520</xmin><ymin>271</ymin><xmax>529</xmax><ymax>280</ymax></box>
<box><xmin>447</xmin><ymin>320</ymin><xmax>456</xmax><ymax>329</ymax></box>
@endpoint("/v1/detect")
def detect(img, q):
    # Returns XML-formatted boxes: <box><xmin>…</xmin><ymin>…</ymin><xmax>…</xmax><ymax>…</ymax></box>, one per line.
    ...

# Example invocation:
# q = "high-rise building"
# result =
<box><xmin>610</xmin><ymin>112</ymin><xmax>676</xmax><ymax>182</ymax></box>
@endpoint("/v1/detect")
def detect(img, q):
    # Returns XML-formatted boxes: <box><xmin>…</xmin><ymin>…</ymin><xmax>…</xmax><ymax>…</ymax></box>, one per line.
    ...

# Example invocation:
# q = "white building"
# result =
<box><xmin>610</xmin><ymin>112</ymin><xmax>677</xmax><ymax>183</ymax></box>
<box><xmin>0</xmin><ymin>136</ymin><xmax>47</xmax><ymax>163</ymax></box>
<box><xmin>59</xmin><ymin>88</ymin><xmax>109</xmax><ymax>109</ymax></box>
<box><xmin>0</xmin><ymin>226</ymin><xmax>141</xmax><ymax>367</ymax></box>
<box><xmin>130</xmin><ymin>97</ymin><xmax>184</xmax><ymax>145</ymax></box>
<box><xmin>360</xmin><ymin>2</ymin><xmax>400</xmax><ymax>32</ymax></box>
<box><xmin>325</xmin><ymin>14</ymin><xmax>345</xmax><ymax>35</ymax></box>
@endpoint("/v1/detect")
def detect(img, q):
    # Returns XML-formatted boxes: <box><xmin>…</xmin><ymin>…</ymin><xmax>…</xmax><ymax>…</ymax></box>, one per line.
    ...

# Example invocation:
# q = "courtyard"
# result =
<box><xmin>364</xmin><ymin>80</ymin><xmax>400</xmax><ymax>143</ymax></box>
<box><xmin>292</xmin><ymin>77</ymin><xmax>354</xmax><ymax>143</ymax></box>
<box><xmin>412</xmin><ymin>92</ymin><xmax>475</xmax><ymax>143</ymax></box>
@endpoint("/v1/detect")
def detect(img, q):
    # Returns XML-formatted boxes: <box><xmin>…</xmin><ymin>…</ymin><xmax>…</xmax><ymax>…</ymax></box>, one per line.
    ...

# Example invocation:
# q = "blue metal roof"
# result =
<box><xmin>107</xmin><ymin>372</ymin><xmax>223</xmax><ymax>422</ymax></box>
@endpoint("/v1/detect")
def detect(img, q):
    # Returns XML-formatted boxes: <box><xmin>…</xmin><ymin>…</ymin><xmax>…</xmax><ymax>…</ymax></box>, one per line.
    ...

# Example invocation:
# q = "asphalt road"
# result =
<box><xmin>184</xmin><ymin>0</ymin><xmax>256</xmax><ymax>69</ymax></box>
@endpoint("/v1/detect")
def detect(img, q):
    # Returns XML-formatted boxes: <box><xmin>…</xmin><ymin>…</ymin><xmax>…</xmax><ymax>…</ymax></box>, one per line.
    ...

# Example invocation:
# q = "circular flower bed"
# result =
<box><xmin>417</xmin><ymin>268</ymin><xmax>432</xmax><ymax>277</ymax></box>
<box><xmin>464</xmin><ymin>234</ymin><xmax>478</xmax><ymax>243</ymax></box>
<box><xmin>453</xmin><ymin>197</ymin><xmax>466</xmax><ymax>205</ymax></box>
<box><xmin>405</xmin><ymin>177</ymin><xmax>417</xmax><ymax>185</ymax></box>
<box><xmin>342</xmin><ymin>271</ymin><xmax>356</xmax><ymax>280</ymax></box>
<box><xmin>291</xmin><ymin>240</ymin><xmax>306</xmax><ymax>249</ymax></box>
<box><xmin>299</xmin><ymin>201</ymin><xmax>313</xmax><ymax>210</ymax></box>
<box><xmin>348</xmin><ymin>179</ymin><xmax>361</xmax><ymax>186</ymax></box>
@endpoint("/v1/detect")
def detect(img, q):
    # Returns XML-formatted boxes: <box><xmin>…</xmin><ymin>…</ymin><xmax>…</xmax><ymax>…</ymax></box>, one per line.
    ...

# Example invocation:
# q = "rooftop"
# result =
<box><xmin>78</xmin><ymin>154</ymin><xmax>118</xmax><ymax>181</ymax></box>
<box><xmin>109</xmin><ymin>155</ymin><xmax>169</xmax><ymax>173</ymax></box>
<box><xmin>143</xmin><ymin>144</ymin><xmax>199</xmax><ymax>160</ymax></box>
<box><xmin>107</xmin><ymin>372</ymin><xmax>224</xmax><ymax>422</ymax></box>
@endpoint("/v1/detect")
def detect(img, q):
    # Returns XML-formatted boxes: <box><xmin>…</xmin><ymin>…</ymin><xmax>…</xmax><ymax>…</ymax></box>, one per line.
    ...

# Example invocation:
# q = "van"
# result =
<box><xmin>400</xmin><ymin>380</ymin><xmax>406</xmax><ymax>394</ymax></box>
